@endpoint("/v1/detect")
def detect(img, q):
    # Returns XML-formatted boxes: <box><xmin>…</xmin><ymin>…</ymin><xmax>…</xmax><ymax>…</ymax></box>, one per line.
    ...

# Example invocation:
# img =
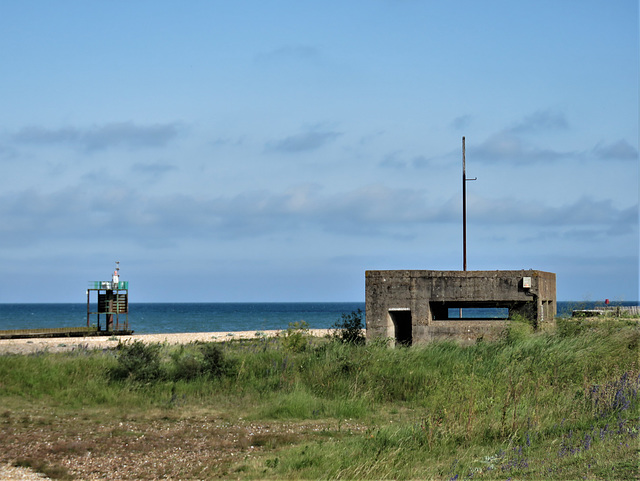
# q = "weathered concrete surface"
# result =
<box><xmin>365</xmin><ymin>270</ymin><xmax>556</xmax><ymax>345</ymax></box>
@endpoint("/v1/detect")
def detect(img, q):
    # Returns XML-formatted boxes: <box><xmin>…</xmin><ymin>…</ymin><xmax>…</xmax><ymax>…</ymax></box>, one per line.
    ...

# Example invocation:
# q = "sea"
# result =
<box><xmin>0</xmin><ymin>302</ymin><xmax>365</xmax><ymax>334</ymax></box>
<box><xmin>0</xmin><ymin>301</ymin><xmax>637</xmax><ymax>335</ymax></box>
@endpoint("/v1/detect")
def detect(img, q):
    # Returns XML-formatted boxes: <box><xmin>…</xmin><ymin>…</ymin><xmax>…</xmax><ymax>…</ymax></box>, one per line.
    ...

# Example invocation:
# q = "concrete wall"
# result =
<box><xmin>365</xmin><ymin>270</ymin><xmax>556</xmax><ymax>345</ymax></box>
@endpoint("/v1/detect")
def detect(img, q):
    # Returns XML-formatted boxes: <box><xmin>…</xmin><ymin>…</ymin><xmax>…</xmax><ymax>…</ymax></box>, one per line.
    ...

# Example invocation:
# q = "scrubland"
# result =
<box><xmin>0</xmin><ymin>317</ymin><xmax>638</xmax><ymax>480</ymax></box>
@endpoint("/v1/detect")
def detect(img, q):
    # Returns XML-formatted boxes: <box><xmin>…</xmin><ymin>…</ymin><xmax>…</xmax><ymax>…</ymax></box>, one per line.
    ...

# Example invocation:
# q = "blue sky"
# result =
<box><xmin>0</xmin><ymin>0</ymin><xmax>637</xmax><ymax>303</ymax></box>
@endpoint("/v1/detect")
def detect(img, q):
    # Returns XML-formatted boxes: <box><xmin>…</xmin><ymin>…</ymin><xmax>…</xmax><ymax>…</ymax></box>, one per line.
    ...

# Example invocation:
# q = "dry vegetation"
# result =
<box><xmin>0</xmin><ymin>315</ymin><xmax>638</xmax><ymax>480</ymax></box>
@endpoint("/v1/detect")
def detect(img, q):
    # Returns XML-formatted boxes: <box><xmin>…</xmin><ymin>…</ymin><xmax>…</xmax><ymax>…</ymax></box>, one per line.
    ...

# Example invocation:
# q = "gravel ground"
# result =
<box><xmin>0</xmin><ymin>329</ymin><xmax>332</xmax><ymax>355</ymax></box>
<box><xmin>2</xmin><ymin>414</ymin><xmax>367</xmax><ymax>480</ymax></box>
<box><xmin>0</xmin><ymin>464</ymin><xmax>49</xmax><ymax>480</ymax></box>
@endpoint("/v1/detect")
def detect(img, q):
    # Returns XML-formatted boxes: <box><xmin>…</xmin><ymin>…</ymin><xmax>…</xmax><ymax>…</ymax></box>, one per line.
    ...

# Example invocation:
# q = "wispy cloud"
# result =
<box><xmin>470</xmin><ymin>195</ymin><xmax>636</xmax><ymax>234</ymax></box>
<box><xmin>1</xmin><ymin>183</ymin><xmax>634</xmax><ymax>249</ymax></box>
<box><xmin>0</xmin><ymin>142</ymin><xmax>16</xmax><ymax>159</ymax></box>
<box><xmin>451</xmin><ymin>115</ymin><xmax>472</xmax><ymax>130</ymax></box>
<box><xmin>473</xmin><ymin>131</ymin><xmax>570</xmax><ymax>163</ymax></box>
<box><xmin>382</xmin><ymin>110</ymin><xmax>574</xmax><ymax>168</ymax></box>
<box><xmin>592</xmin><ymin>139</ymin><xmax>638</xmax><ymax>160</ymax></box>
<box><xmin>266</xmin><ymin>130</ymin><xmax>342</xmax><ymax>153</ymax></box>
<box><xmin>507</xmin><ymin>109</ymin><xmax>569</xmax><ymax>133</ymax></box>
<box><xmin>12</xmin><ymin>122</ymin><xmax>182</xmax><ymax>152</ymax></box>
<box><xmin>379</xmin><ymin>152</ymin><xmax>434</xmax><ymax>169</ymax></box>
<box><xmin>209</xmin><ymin>136</ymin><xmax>245</xmax><ymax>148</ymax></box>
<box><xmin>131</xmin><ymin>162</ymin><xmax>178</xmax><ymax>179</ymax></box>
<box><xmin>379</xmin><ymin>151</ymin><xmax>406</xmax><ymax>169</ymax></box>
<box><xmin>470</xmin><ymin>110</ymin><xmax>572</xmax><ymax>163</ymax></box>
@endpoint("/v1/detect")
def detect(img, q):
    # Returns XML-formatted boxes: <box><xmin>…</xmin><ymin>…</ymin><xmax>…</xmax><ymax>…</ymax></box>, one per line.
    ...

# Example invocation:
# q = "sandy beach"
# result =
<box><xmin>0</xmin><ymin>329</ymin><xmax>333</xmax><ymax>355</ymax></box>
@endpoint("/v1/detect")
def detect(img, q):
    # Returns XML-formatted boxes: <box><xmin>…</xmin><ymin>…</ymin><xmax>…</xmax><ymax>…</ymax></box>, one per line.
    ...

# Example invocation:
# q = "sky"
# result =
<box><xmin>0</xmin><ymin>0</ymin><xmax>638</xmax><ymax>303</ymax></box>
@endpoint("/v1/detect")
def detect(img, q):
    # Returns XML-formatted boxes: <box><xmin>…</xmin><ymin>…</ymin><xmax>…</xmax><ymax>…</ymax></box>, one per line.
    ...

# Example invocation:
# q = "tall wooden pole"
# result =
<box><xmin>463</xmin><ymin>136</ymin><xmax>467</xmax><ymax>271</ymax></box>
<box><xmin>462</xmin><ymin>136</ymin><xmax>477</xmax><ymax>273</ymax></box>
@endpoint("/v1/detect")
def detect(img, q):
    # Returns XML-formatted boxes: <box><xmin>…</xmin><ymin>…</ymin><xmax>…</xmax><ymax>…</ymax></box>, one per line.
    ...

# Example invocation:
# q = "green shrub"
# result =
<box><xmin>169</xmin><ymin>345</ymin><xmax>202</xmax><ymax>381</ymax></box>
<box><xmin>111</xmin><ymin>341</ymin><xmax>231</xmax><ymax>382</ymax></box>
<box><xmin>199</xmin><ymin>342</ymin><xmax>229</xmax><ymax>378</ymax></box>
<box><xmin>282</xmin><ymin>321</ymin><xmax>310</xmax><ymax>352</ymax></box>
<box><xmin>331</xmin><ymin>309</ymin><xmax>366</xmax><ymax>345</ymax></box>
<box><xmin>110</xmin><ymin>340</ymin><xmax>162</xmax><ymax>382</ymax></box>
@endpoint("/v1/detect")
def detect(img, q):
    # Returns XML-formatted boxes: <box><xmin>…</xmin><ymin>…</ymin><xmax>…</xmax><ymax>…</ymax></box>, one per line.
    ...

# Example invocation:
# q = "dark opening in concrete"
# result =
<box><xmin>389</xmin><ymin>310</ymin><xmax>412</xmax><ymax>346</ymax></box>
<box><xmin>431</xmin><ymin>301</ymin><xmax>517</xmax><ymax>320</ymax></box>
<box><xmin>447</xmin><ymin>307</ymin><xmax>509</xmax><ymax>319</ymax></box>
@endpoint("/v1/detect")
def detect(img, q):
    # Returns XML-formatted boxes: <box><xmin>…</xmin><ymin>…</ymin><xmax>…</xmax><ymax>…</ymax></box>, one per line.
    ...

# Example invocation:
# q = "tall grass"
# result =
<box><xmin>0</xmin><ymin>319</ymin><xmax>638</xmax><ymax>479</ymax></box>
<box><xmin>0</xmin><ymin>348</ymin><xmax>124</xmax><ymax>409</ymax></box>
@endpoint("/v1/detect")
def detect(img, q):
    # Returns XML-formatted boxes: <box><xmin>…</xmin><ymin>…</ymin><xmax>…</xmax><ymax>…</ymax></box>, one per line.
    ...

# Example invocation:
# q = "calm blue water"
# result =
<box><xmin>0</xmin><ymin>301</ymin><xmax>636</xmax><ymax>334</ymax></box>
<box><xmin>0</xmin><ymin>303</ymin><xmax>365</xmax><ymax>334</ymax></box>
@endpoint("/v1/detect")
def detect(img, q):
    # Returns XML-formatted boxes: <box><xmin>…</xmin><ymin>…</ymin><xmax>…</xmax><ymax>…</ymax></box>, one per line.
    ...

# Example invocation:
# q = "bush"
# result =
<box><xmin>200</xmin><ymin>342</ymin><xmax>229</xmax><ymax>378</ymax></box>
<box><xmin>331</xmin><ymin>309</ymin><xmax>365</xmax><ymax>345</ymax></box>
<box><xmin>282</xmin><ymin>321</ymin><xmax>310</xmax><ymax>352</ymax></box>
<box><xmin>111</xmin><ymin>341</ymin><xmax>230</xmax><ymax>382</ymax></box>
<box><xmin>168</xmin><ymin>343</ymin><xmax>229</xmax><ymax>380</ymax></box>
<box><xmin>110</xmin><ymin>340</ymin><xmax>162</xmax><ymax>382</ymax></box>
<box><xmin>169</xmin><ymin>345</ymin><xmax>202</xmax><ymax>380</ymax></box>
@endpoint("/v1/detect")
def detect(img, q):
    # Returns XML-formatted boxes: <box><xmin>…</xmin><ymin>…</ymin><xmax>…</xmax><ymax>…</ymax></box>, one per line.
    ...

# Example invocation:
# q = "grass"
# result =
<box><xmin>0</xmin><ymin>318</ymin><xmax>638</xmax><ymax>479</ymax></box>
